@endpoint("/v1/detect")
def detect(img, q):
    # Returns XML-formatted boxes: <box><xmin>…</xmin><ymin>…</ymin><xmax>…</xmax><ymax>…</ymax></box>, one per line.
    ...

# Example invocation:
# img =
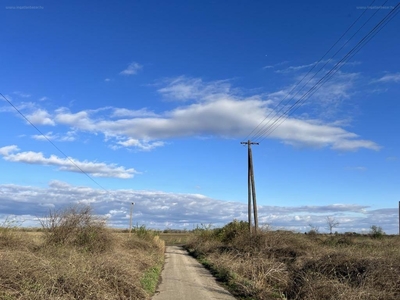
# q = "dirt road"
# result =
<box><xmin>152</xmin><ymin>246</ymin><xmax>236</xmax><ymax>300</ymax></box>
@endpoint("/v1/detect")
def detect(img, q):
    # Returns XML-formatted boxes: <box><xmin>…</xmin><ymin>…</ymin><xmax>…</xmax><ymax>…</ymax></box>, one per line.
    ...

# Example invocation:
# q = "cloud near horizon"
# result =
<box><xmin>0</xmin><ymin>181</ymin><xmax>397</xmax><ymax>233</ymax></box>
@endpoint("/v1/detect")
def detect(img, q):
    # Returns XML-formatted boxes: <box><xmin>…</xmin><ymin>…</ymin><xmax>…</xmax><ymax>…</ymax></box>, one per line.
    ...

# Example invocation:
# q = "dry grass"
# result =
<box><xmin>159</xmin><ymin>233</ymin><xmax>193</xmax><ymax>246</ymax></box>
<box><xmin>0</xmin><ymin>206</ymin><xmax>165</xmax><ymax>300</ymax></box>
<box><xmin>186</xmin><ymin>222</ymin><xmax>400</xmax><ymax>300</ymax></box>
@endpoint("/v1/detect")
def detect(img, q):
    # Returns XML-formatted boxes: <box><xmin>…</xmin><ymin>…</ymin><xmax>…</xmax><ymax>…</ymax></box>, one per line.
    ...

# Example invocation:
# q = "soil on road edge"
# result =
<box><xmin>152</xmin><ymin>246</ymin><xmax>236</xmax><ymax>300</ymax></box>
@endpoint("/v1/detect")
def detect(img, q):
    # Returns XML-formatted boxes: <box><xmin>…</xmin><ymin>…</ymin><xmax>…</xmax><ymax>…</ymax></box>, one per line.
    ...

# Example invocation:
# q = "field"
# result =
<box><xmin>3</xmin><ymin>210</ymin><xmax>399</xmax><ymax>300</ymax></box>
<box><xmin>159</xmin><ymin>232</ymin><xmax>193</xmax><ymax>246</ymax></box>
<box><xmin>0</xmin><ymin>207</ymin><xmax>165</xmax><ymax>300</ymax></box>
<box><xmin>186</xmin><ymin>221</ymin><xmax>400</xmax><ymax>300</ymax></box>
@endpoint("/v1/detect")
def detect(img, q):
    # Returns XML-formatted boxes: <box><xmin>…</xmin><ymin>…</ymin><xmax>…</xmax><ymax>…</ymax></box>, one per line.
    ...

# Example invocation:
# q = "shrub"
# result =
<box><xmin>0</xmin><ymin>217</ymin><xmax>22</xmax><ymax>248</ymax></box>
<box><xmin>369</xmin><ymin>225</ymin><xmax>385</xmax><ymax>239</ymax></box>
<box><xmin>40</xmin><ymin>205</ymin><xmax>112</xmax><ymax>253</ymax></box>
<box><xmin>135</xmin><ymin>225</ymin><xmax>158</xmax><ymax>240</ymax></box>
<box><xmin>216</xmin><ymin>220</ymin><xmax>249</xmax><ymax>243</ymax></box>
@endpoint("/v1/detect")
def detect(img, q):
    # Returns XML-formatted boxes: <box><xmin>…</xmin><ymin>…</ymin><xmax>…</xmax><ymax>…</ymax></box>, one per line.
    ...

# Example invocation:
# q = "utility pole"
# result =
<box><xmin>241</xmin><ymin>140</ymin><xmax>259</xmax><ymax>234</ymax></box>
<box><xmin>129</xmin><ymin>202</ymin><xmax>135</xmax><ymax>237</ymax></box>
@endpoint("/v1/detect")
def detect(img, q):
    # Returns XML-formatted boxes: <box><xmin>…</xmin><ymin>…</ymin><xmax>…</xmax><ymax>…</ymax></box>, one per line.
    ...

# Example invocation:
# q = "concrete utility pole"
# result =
<box><xmin>241</xmin><ymin>140</ymin><xmax>259</xmax><ymax>234</ymax></box>
<box><xmin>398</xmin><ymin>201</ymin><xmax>400</xmax><ymax>235</ymax></box>
<box><xmin>129</xmin><ymin>202</ymin><xmax>135</xmax><ymax>237</ymax></box>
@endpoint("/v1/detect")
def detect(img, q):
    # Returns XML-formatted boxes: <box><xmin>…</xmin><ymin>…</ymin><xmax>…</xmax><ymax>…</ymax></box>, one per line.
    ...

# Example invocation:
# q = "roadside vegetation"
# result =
<box><xmin>0</xmin><ymin>205</ymin><xmax>165</xmax><ymax>299</ymax></box>
<box><xmin>186</xmin><ymin>220</ymin><xmax>400</xmax><ymax>300</ymax></box>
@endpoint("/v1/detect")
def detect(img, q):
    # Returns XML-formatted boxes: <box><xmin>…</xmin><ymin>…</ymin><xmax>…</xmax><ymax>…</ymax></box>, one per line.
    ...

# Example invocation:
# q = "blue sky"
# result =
<box><xmin>1</xmin><ymin>0</ymin><xmax>399</xmax><ymax>233</ymax></box>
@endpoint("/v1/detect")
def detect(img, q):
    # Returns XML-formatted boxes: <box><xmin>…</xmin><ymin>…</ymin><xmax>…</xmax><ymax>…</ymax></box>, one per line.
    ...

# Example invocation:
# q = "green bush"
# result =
<box><xmin>134</xmin><ymin>225</ymin><xmax>158</xmax><ymax>240</ymax></box>
<box><xmin>215</xmin><ymin>220</ymin><xmax>249</xmax><ymax>243</ymax></box>
<box><xmin>369</xmin><ymin>225</ymin><xmax>385</xmax><ymax>239</ymax></box>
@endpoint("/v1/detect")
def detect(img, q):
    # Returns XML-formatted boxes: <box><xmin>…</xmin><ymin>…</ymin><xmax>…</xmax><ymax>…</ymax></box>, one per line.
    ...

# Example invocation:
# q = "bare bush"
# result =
<box><xmin>0</xmin><ymin>217</ymin><xmax>26</xmax><ymax>249</ymax></box>
<box><xmin>326</xmin><ymin>216</ymin><xmax>340</xmax><ymax>234</ymax></box>
<box><xmin>40</xmin><ymin>205</ymin><xmax>112</xmax><ymax>253</ymax></box>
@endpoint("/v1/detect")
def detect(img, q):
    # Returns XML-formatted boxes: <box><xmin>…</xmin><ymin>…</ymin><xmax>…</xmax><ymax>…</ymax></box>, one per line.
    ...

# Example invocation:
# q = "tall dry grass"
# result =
<box><xmin>0</xmin><ymin>205</ymin><xmax>165</xmax><ymax>299</ymax></box>
<box><xmin>186</xmin><ymin>221</ymin><xmax>400</xmax><ymax>300</ymax></box>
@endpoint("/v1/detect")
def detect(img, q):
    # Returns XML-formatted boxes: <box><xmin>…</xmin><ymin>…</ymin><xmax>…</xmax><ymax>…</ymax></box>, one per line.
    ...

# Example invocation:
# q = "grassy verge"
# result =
<box><xmin>186</xmin><ymin>221</ymin><xmax>400</xmax><ymax>300</ymax></box>
<box><xmin>0</xmin><ymin>206</ymin><xmax>165</xmax><ymax>299</ymax></box>
<box><xmin>141</xmin><ymin>263</ymin><xmax>163</xmax><ymax>294</ymax></box>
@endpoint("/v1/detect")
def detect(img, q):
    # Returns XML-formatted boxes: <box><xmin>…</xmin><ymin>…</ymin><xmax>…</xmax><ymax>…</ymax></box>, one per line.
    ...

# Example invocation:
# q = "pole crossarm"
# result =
<box><xmin>240</xmin><ymin>141</ymin><xmax>259</xmax><ymax>145</ymax></box>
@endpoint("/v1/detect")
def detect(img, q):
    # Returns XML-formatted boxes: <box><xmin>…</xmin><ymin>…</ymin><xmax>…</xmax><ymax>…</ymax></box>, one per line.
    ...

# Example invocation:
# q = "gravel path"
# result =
<box><xmin>152</xmin><ymin>246</ymin><xmax>236</xmax><ymax>300</ymax></box>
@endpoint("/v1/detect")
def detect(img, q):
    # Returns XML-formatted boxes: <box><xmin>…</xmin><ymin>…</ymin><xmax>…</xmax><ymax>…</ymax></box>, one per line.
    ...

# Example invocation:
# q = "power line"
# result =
<box><xmin>245</xmin><ymin>0</ymin><xmax>378</xmax><ymax>142</ymax></box>
<box><xmin>0</xmin><ymin>92</ymin><xmax>109</xmax><ymax>193</ymax></box>
<box><xmin>256</xmin><ymin>2</ymin><xmax>399</xmax><ymax>142</ymax></box>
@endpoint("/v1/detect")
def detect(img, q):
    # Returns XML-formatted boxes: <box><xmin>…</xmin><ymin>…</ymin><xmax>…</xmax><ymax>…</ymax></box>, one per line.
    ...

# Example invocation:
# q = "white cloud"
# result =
<box><xmin>26</xmin><ymin>109</ymin><xmax>55</xmax><ymax>126</ymax></box>
<box><xmin>0</xmin><ymin>145</ymin><xmax>18</xmax><ymax>156</ymax></box>
<box><xmin>263</xmin><ymin>65</ymin><xmax>274</xmax><ymax>69</ymax></box>
<box><xmin>39</xmin><ymin>97</ymin><xmax>49</xmax><ymax>101</ymax></box>
<box><xmin>114</xmin><ymin>138</ymin><xmax>165</xmax><ymax>151</ymax></box>
<box><xmin>31</xmin><ymin>131</ymin><xmax>76</xmax><ymax>142</ymax></box>
<box><xmin>54</xmin><ymin>109</ymin><xmax>96</xmax><ymax>130</ymax></box>
<box><xmin>276</xmin><ymin>62</ymin><xmax>316</xmax><ymax>74</ymax></box>
<box><xmin>120</xmin><ymin>62</ymin><xmax>142</xmax><ymax>75</ymax></box>
<box><xmin>5</xmin><ymin>76</ymin><xmax>377</xmax><ymax>152</ymax></box>
<box><xmin>262</xmin><ymin>60</ymin><xmax>290</xmax><ymax>70</ymax></box>
<box><xmin>269</xmin><ymin>71</ymin><xmax>357</xmax><ymax>107</ymax></box>
<box><xmin>104</xmin><ymin>78</ymin><xmax>111</xmax><ymax>82</ymax></box>
<box><xmin>0</xmin><ymin>145</ymin><xmax>137</xmax><ymax>178</ymax></box>
<box><xmin>376</xmin><ymin>73</ymin><xmax>400</xmax><ymax>83</ymax></box>
<box><xmin>0</xmin><ymin>181</ymin><xmax>397</xmax><ymax>233</ymax></box>
<box><xmin>158</xmin><ymin>76</ymin><xmax>232</xmax><ymax>101</ymax></box>
<box><xmin>275</xmin><ymin>60</ymin><xmax>360</xmax><ymax>74</ymax></box>
<box><xmin>49</xmin><ymin>76</ymin><xmax>379</xmax><ymax>152</ymax></box>
<box><xmin>111</xmin><ymin>108</ymin><xmax>158</xmax><ymax>118</ymax></box>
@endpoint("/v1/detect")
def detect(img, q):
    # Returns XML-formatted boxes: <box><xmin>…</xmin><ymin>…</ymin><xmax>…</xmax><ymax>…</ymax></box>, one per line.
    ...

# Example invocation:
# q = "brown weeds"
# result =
<box><xmin>186</xmin><ymin>223</ymin><xmax>400</xmax><ymax>300</ymax></box>
<box><xmin>0</xmin><ymin>206</ymin><xmax>165</xmax><ymax>299</ymax></box>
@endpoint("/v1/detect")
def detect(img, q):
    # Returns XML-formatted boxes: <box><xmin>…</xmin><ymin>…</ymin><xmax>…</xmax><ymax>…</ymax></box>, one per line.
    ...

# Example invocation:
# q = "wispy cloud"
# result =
<box><xmin>275</xmin><ymin>60</ymin><xmax>329</xmax><ymax>74</ymax></box>
<box><xmin>111</xmin><ymin>108</ymin><xmax>158</xmax><ymax>118</ymax></box>
<box><xmin>0</xmin><ymin>181</ymin><xmax>398</xmax><ymax>233</ymax></box>
<box><xmin>345</xmin><ymin>166</ymin><xmax>367</xmax><ymax>172</ymax></box>
<box><xmin>386</xmin><ymin>156</ymin><xmax>398</xmax><ymax>161</ymax></box>
<box><xmin>113</xmin><ymin>138</ymin><xmax>164</xmax><ymax>151</ymax></box>
<box><xmin>263</xmin><ymin>60</ymin><xmax>289</xmax><ymax>70</ymax></box>
<box><xmin>267</xmin><ymin>70</ymin><xmax>359</xmax><ymax>120</ymax></box>
<box><xmin>275</xmin><ymin>60</ymin><xmax>360</xmax><ymax>74</ymax></box>
<box><xmin>375</xmin><ymin>73</ymin><xmax>400</xmax><ymax>83</ymax></box>
<box><xmin>0</xmin><ymin>145</ymin><xmax>137</xmax><ymax>178</ymax></box>
<box><xmin>13</xmin><ymin>91</ymin><xmax>31</xmax><ymax>98</ymax></box>
<box><xmin>157</xmin><ymin>76</ymin><xmax>232</xmax><ymax>101</ymax></box>
<box><xmin>119</xmin><ymin>62</ymin><xmax>142</xmax><ymax>75</ymax></box>
<box><xmin>31</xmin><ymin>131</ymin><xmax>76</xmax><ymax>142</ymax></box>
<box><xmin>263</xmin><ymin>65</ymin><xmax>274</xmax><ymax>69</ymax></box>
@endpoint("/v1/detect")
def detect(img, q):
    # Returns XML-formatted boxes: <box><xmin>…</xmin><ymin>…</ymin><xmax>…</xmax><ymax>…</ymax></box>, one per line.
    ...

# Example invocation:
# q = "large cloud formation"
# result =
<box><xmin>10</xmin><ymin>75</ymin><xmax>380</xmax><ymax>152</ymax></box>
<box><xmin>0</xmin><ymin>181</ymin><xmax>397</xmax><ymax>234</ymax></box>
